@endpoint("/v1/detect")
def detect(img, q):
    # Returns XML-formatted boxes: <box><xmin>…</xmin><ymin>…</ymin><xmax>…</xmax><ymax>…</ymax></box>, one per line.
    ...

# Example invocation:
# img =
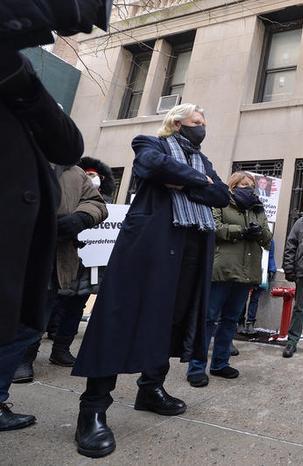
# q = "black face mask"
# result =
<box><xmin>180</xmin><ymin>125</ymin><xmax>206</xmax><ymax>147</ymax></box>
<box><xmin>233</xmin><ymin>187</ymin><xmax>258</xmax><ymax>210</ymax></box>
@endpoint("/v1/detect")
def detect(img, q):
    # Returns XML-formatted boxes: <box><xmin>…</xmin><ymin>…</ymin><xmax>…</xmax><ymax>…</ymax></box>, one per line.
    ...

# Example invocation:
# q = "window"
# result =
<box><xmin>163</xmin><ymin>46</ymin><xmax>192</xmax><ymax>100</ymax></box>
<box><xmin>119</xmin><ymin>52</ymin><xmax>152</xmax><ymax>119</ymax></box>
<box><xmin>257</xmin><ymin>26</ymin><xmax>302</xmax><ymax>102</ymax></box>
<box><xmin>108</xmin><ymin>167</ymin><xmax>124</xmax><ymax>203</ymax></box>
<box><xmin>232</xmin><ymin>160</ymin><xmax>283</xmax><ymax>178</ymax></box>
<box><xmin>161</xmin><ymin>30</ymin><xmax>195</xmax><ymax>101</ymax></box>
<box><xmin>167</xmin><ymin>49</ymin><xmax>192</xmax><ymax>98</ymax></box>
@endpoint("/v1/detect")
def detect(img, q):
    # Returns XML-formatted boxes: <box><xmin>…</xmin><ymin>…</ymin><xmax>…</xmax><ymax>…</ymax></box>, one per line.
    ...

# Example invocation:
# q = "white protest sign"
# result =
<box><xmin>248</xmin><ymin>172</ymin><xmax>282</xmax><ymax>222</ymax></box>
<box><xmin>78</xmin><ymin>204</ymin><xmax>129</xmax><ymax>267</ymax></box>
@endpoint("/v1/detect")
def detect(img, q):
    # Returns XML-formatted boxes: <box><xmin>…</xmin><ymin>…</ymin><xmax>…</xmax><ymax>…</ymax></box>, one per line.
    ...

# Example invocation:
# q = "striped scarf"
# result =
<box><xmin>166</xmin><ymin>134</ymin><xmax>216</xmax><ymax>231</ymax></box>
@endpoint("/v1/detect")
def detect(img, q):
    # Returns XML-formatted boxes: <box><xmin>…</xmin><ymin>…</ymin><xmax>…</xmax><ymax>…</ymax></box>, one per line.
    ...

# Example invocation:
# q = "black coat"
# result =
<box><xmin>73</xmin><ymin>135</ymin><xmax>229</xmax><ymax>378</ymax></box>
<box><xmin>0</xmin><ymin>77</ymin><xmax>84</xmax><ymax>345</ymax></box>
<box><xmin>0</xmin><ymin>0</ymin><xmax>112</xmax><ymax>50</ymax></box>
<box><xmin>283</xmin><ymin>218</ymin><xmax>303</xmax><ymax>279</ymax></box>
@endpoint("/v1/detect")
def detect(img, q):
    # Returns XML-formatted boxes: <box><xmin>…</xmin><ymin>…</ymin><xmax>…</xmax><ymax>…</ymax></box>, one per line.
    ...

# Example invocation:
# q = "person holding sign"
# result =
<box><xmin>72</xmin><ymin>103</ymin><xmax>229</xmax><ymax>458</ymax></box>
<box><xmin>187</xmin><ymin>172</ymin><xmax>272</xmax><ymax>383</ymax></box>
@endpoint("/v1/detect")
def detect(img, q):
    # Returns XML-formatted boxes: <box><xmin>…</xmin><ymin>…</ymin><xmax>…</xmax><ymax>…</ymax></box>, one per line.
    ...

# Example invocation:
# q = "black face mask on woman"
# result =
<box><xmin>233</xmin><ymin>186</ymin><xmax>259</xmax><ymax>211</ymax></box>
<box><xmin>180</xmin><ymin>124</ymin><xmax>206</xmax><ymax>147</ymax></box>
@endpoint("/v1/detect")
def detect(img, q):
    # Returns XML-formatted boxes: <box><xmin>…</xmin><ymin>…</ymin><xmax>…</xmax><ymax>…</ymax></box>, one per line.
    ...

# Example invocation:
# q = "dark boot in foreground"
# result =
<box><xmin>0</xmin><ymin>403</ymin><xmax>36</xmax><ymax>431</ymax></box>
<box><xmin>12</xmin><ymin>341</ymin><xmax>40</xmax><ymax>383</ymax></box>
<box><xmin>134</xmin><ymin>385</ymin><xmax>186</xmax><ymax>415</ymax></box>
<box><xmin>49</xmin><ymin>335</ymin><xmax>76</xmax><ymax>367</ymax></box>
<box><xmin>75</xmin><ymin>409</ymin><xmax>116</xmax><ymax>458</ymax></box>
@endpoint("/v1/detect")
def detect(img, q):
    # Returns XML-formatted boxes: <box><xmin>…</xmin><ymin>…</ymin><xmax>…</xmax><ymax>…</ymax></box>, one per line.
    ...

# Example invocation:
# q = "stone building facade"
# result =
<box><xmin>67</xmin><ymin>0</ymin><xmax>303</xmax><ymax>328</ymax></box>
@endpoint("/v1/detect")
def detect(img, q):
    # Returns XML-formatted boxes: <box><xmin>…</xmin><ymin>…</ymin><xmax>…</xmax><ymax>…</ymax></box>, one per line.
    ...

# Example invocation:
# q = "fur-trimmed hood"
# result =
<box><xmin>78</xmin><ymin>157</ymin><xmax>115</xmax><ymax>196</ymax></box>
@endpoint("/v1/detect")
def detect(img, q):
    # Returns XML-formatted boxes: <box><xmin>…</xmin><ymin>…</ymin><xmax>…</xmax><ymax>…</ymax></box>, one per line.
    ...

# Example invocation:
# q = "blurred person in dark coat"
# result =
<box><xmin>12</xmin><ymin>164</ymin><xmax>108</xmax><ymax>382</ymax></box>
<box><xmin>0</xmin><ymin>0</ymin><xmax>112</xmax><ymax>432</ymax></box>
<box><xmin>72</xmin><ymin>103</ymin><xmax>229</xmax><ymax>458</ymax></box>
<box><xmin>282</xmin><ymin>218</ymin><xmax>303</xmax><ymax>358</ymax></box>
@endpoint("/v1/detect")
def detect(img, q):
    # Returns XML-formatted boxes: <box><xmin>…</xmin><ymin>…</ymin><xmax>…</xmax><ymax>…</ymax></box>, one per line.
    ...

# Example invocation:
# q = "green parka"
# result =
<box><xmin>212</xmin><ymin>197</ymin><xmax>272</xmax><ymax>284</ymax></box>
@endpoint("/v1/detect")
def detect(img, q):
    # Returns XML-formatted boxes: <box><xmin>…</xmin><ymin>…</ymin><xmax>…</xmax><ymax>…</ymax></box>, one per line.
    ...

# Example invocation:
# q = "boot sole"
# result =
<box><xmin>12</xmin><ymin>377</ymin><xmax>33</xmax><ymax>384</ymax></box>
<box><xmin>134</xmin><ymin>404</ymin><xmax>186</xmax><ymax>416</ymax></box>
<box><xmin>282</xmin><ymin>352</ymin><xmax>296</xmax><ymax>358</ymax></box>
<box><xmin>0</xmin><ymin>417</ymin><xmax>36</xmax><ymax>431</ymax></box>
<box><xmin>49</xmin><ymin>358</ymin><xmax>74</xmax><ymax>367</ymax></box>
<box><xmin>75</xmin><ymin>434</ymin><xmax>116</xmax><ymax>458</ymax></box>
<box><xmin>188</xmin><ymin>380</ymin><xmax>209</xmax><ymax>388</ymax></box>
<box><xmin>210</xmin><ymin>371</ymin><xmax>239</xmax><ymax>379</ymax></box>
<box><xmin>77</xmin><ymin>444</ymin><xmax>116</xmax><ymax>458</ymax></box>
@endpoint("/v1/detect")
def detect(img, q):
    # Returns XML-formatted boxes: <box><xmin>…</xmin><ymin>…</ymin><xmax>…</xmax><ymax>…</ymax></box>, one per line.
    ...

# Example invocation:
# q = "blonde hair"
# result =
<box><xmin>158</xmin><ymin>103</ymin><xmax>205</xmax><ymax>138</ymax></box>
<box><xmin>228</xmin><ymin>171</ymin><xmax>255</xmax><ymax>191</ymax></box>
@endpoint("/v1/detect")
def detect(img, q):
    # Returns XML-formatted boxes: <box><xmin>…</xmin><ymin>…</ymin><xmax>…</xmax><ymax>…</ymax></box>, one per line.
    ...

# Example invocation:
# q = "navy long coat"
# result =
<box><xmin>73</xmin><ymin>135</ymin><xmax>229</xmax><ymax>378</ymax></box>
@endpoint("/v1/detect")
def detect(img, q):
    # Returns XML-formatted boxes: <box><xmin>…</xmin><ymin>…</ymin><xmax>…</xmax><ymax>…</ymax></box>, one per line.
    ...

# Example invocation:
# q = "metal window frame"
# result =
<box><xmin>255</xmin><ymin>21</ymin><xmax>302</xmax><ymax>103</ymax></box>
<box><xmin>118</xmin><ymin>51</ymin><xmax>152</xmax><ymax>119</ymax></box>
<box><xmin>162</xmin><ymin>43</ymin><xmax>193</xmax><ymax>97</ymax></box>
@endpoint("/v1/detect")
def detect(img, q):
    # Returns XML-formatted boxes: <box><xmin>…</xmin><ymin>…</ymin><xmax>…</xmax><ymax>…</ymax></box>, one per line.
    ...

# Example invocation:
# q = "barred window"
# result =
<box><xmin>232</xmin><ymin>160</ymin><xmax>283</xmax><ymax>178</ymax></box>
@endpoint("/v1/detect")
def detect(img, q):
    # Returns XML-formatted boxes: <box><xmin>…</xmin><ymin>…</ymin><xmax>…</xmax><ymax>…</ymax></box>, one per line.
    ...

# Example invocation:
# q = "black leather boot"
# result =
<box><xmin>0</xmin><ymin>403</ymin><xmax>36</xmax><ymax>431</ymax></box>
<box><xmin>49</xmin><ymin>335</ymin><xmax>76</xmax><ymax>367</ymax></box>
<box><xmin>12</xmin><ymin>341</ymin><xmax>40</xmax><ymax>383</ymax></box>
<box><xmin>75</xmin><ymin>409</ymin><xmax>116</xmax><ymax>458</ymax></box>
<box><xmin>134</xmin><ymin>385</ymin><xmax>186</xmax><ymax>416</ymax></box>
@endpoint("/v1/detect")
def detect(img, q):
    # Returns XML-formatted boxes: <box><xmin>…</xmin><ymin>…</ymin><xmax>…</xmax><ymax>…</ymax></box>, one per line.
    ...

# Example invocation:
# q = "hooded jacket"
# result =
<box><xmin>56</xmin><ymin>166</ymin><xmax>108</xmax><ymax>289</ymax></box>
<box><xmin>78</xmin><ymin>156</ymin><xmax>116</xmax><ymax>198</ymax></box>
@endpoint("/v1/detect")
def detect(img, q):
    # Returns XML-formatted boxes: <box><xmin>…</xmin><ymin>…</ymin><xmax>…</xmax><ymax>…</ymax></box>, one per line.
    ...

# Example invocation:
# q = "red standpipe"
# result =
<box><xmin>270</xmin><ymin>287</ymin><xmax>296</xmax><ymax>340</ymax></box>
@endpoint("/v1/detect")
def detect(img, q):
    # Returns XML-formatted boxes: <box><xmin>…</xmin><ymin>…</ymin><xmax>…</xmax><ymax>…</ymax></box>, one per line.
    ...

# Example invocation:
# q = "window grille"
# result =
<box><xmin>232</xmin><ymin>160</ymin><xmax>283</xmax><ymax>178</ymax></box>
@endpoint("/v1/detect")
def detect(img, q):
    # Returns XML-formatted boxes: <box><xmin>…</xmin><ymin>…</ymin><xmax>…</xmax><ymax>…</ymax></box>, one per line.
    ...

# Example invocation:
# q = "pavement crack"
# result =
<box><xmin>176</xmin><ymin>416</ymin><xmax>303</xmax><ymax>448</ymax></box>
<box><xmin>30</xmin><ymin>380</ymin><xmax>82</xmax><ymax>395</ymax></box>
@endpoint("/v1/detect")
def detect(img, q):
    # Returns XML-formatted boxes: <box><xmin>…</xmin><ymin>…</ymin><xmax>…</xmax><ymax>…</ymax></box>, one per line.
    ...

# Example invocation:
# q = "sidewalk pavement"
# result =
<box><xmin>1</xmin><ymin>324</ymin><xmax>303</xmax><ymax>466</ymax></box>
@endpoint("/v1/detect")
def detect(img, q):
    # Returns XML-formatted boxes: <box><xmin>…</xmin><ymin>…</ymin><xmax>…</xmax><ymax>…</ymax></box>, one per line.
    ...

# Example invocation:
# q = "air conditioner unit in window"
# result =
<box><xmin>156</xmin><ymin>94</ymin><xmax>180</xmax><ymax>114</ymax></box>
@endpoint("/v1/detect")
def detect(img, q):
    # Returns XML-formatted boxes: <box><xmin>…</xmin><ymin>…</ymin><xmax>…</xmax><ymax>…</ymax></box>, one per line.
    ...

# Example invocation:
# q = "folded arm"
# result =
<box><xmin>132</xmin><ymin>135</ymin><xmax>211</xmax><ymax>189</ymax></box>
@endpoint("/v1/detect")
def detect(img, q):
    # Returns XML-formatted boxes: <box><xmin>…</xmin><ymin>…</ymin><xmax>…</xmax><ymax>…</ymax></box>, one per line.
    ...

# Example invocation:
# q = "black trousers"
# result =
<box><xmin>47</xmin><ymin>294</ymin><xmax>89</xmax><ymax>338</ymax></box>
<box><xmin>80</xmin><ymin>229</ymin><xmax>204</xmax><ymax>412</ymax></box>
<box><xmin>80</xmin><ymin>363</ymin><xmax>170</xmax><ymax>412</ymax></box>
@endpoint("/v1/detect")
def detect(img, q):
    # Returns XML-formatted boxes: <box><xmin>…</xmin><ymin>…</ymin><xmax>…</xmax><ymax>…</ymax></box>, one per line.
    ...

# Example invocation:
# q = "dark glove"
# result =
<box><xmin>268</xmin><ymin>271</ymin><xmax>276</xmax><ymax>281</ymax></box>
<box><xmin>57</xmin><ymin>212</ymin><xmax>94</xmax><ymax>240</ymax></box>
<box><xmin>285</xmin><ymin>273</ymin><xmax>296</xmax><ymax>282</ymax></box>
<box><xmin>0</xmin><ymin>47</ymin><xmax>35</xmax><ymax>99</ymax></box>
<box><xmin>242</xmin><ymin>222</ymin><xmax>263</xmax><ymax>240</ymax></box>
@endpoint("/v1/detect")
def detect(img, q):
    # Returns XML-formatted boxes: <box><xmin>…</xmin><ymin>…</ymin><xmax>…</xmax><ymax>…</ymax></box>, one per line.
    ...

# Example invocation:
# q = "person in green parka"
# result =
<box><xmin>187</xmin><ymin>171</ymin><xmax>272</xmax><ymax>387</ymax></box>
